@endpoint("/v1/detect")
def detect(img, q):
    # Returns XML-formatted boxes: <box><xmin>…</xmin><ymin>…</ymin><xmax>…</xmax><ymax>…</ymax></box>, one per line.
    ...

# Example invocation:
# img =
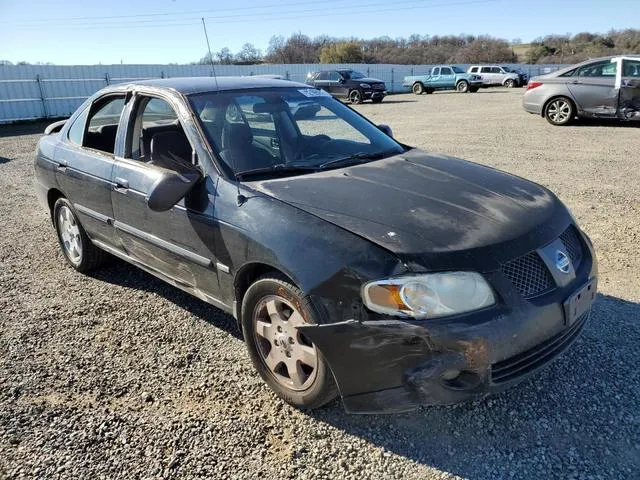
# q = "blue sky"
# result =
<box><xmin>0</xmin><ymin>0</ymin><xmax>636</xmax><ymax>64</ymax></box>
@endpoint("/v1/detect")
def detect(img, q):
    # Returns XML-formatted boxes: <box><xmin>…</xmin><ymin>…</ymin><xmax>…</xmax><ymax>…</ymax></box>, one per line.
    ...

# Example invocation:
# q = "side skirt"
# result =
<box><xmin>92</xmin><ymin>239</ymin><xmax>234</xmax><ymax>316</ymax></box>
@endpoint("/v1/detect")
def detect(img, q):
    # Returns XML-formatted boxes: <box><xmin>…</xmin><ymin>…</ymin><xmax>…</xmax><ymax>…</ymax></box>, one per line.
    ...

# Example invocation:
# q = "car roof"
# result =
<box><xmin>544</xmin><ymin>54</ymin><xmax>640</xmax><ymax>77</ymax></box>
<box><xmin>118</xmin><ymin>76</ymin><xmax>308</xmax><ymax>95</ymax></box>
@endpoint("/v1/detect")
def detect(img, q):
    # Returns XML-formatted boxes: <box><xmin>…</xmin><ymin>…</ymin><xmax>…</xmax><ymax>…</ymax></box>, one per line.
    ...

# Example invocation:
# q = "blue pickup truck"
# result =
<box><xmin>403</xmin><ymin>66</ymin><xmax>484</xmax><ymax>94</ymax></box>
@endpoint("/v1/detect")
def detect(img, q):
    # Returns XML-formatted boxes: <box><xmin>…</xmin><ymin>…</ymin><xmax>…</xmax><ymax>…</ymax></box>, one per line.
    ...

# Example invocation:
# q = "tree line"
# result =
<box><xmin>526</xmin><ymin>29</ymin><xmax>640</xmax><ymax>64</ymax></box>
<box><xmin>195</xmin><ymin>29</ymin><xmax>639</xmax><ymax>66</ymax></box>
<box><xmin>4</xmin><ymin>29</ymin><xmax>637</xmax><ymax>66</ymax></box>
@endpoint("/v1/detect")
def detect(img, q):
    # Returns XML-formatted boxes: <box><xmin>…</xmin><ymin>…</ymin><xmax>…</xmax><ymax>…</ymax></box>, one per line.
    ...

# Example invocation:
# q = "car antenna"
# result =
<box><xmin>201</xmin><ymin>18</ymin><xmax>220</xmax><ymax>92</ymax></box>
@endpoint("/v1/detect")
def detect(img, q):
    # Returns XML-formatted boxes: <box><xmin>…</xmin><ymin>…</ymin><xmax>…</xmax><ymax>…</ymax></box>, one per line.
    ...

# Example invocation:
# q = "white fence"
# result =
<box><xmin>0</xmin><ymin>63</ymin><xmax>568</xmax><ymax>123</ymax></box>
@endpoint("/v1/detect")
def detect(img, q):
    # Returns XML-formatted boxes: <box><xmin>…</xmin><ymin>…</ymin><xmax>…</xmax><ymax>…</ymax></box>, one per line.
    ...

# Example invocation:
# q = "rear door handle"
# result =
<box><xmin>114</xmin><ymin>176</ymin><xmax>129</xmax><ymax>192</ymax></box>
<box><xmin>55</xmin><ymin>159</ymin><xmax>68</xmax><ymax>171</ymax></box>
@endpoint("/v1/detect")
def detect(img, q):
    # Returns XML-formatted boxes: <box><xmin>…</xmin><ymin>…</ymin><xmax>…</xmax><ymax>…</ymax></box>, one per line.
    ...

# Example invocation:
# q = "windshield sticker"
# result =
<box><xmin>298</xmin><ymin>88</ymin><xmax>331</xmax><ymax>98</ymax></box>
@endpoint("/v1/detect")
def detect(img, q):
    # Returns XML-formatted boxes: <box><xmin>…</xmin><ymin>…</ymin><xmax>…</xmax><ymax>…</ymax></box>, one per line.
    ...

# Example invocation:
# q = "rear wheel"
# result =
<box><xmin>456</xmin><ymin>80</ymin><xmax>469</xmax><ymax>93</ymax></box>
<box><xmin>544</xmin><ymin>97</ymin><xmax>574</xmax><ymax>126</ymax></box>
<box><xmin>412</xmin><ymin>82</ymin><xmax>424</xmax><ymax>95</ymax></box>
<box><xmin>53</xmin><ymin>198</ymin><xmax>107</xmax><ymax>272</ymax></box>
<box><xmin>241</xmin><ymin>275</ymin><xmax>337</xmax><ymax>409</ymax></box>
<box><xmin>349</xmin><ymin>89</ymin><xmax>363</xmax><ymax>104</ymax></box>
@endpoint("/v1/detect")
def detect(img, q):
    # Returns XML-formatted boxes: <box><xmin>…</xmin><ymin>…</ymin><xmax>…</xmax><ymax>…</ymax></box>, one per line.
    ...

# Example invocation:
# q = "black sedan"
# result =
<box><xmin>34</xmin><ymin>77</ymin><xmax>597</xmax><ymax>414</ymax></box>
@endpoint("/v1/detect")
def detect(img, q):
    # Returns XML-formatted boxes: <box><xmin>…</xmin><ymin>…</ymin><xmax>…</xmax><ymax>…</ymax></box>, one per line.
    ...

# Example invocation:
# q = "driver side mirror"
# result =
<box><xmin>146</xmin><ymin>131</ymin><xmax>203</xmax><ymax>212</ymax></box>
<box><xmin>377</xmin><ymin>124</ymin><xmax>393</xmax><ymax>138</ymax></box>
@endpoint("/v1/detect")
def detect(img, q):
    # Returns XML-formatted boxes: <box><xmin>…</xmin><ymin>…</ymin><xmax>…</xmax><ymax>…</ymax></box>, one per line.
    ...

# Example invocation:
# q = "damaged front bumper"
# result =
<box><xmin>299</xmin><ymin>274</ymin><xmax>597</xmax><ymax>414</ymax></box>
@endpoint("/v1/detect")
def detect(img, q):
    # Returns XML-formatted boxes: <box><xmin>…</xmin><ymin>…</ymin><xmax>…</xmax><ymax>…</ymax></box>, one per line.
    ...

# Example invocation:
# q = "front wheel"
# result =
<box><xmin>456</xmin><ymin>81</ymin><xmax>469</xmax><ymax>93</ymax></box>
<box><xmin>412</xmin><ymin>82</ymin><xmax>424</xmax><ymax>95</ymax></box>
<box><xmin>372</xmin><ymin>97</ymin><xmax>384</xmax><ymax>103</ymax></box>
<box><xmin>53</xmin><ymin>198</ymin><xmax>107</xmax><ymax>272</ymax></box>
<box><xmin>241</xmin><ymin>275</ymin><xmax>338</xmax><ymax>410</ymax></box>
<box><xmin>504</xmin><ymin>79</ymin><xmax>516</xmax><ymax>88</ymax></box>
<box><xmin>544</xmin><ymin>97</ymin><xmax>574</xmax><ymax>126</ymax></box>
<box><xmin>469</xmin><ymin>87</ymin><xmax>479</xmax><ymax>93</ymax></box>
<box><xmin>349</xmin><ymin>89</ymin><xmax>363</xmax><ymax>104</ymax></box>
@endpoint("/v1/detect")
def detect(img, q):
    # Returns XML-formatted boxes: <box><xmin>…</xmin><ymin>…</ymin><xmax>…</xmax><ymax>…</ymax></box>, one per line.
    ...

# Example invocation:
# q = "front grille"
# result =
<box><xmin>559</xmin><ymin>226</ymin><xmax>583</xmax><ymax>269</ymax></box>
<box><xmin>372</xmin><ymin>83</ymin><xmax>385</xmax><ymax>90</ymax></box>
<box><xmin>501</xmin><ymin>251</ymin><xmax>554</xmax><ymax>298</ymax></box>
<box><xmin>490</xmin><ymin>312</ymin><xmax>589</xmax><ymax>384</ymax></box>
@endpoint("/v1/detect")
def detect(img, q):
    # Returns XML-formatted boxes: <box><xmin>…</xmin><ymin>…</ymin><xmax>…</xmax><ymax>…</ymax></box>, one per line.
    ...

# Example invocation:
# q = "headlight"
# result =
<box><xmin>362</xmin><ymin>272</ymin><xmax>495</xmax><ymax>319</ymax></box>
<box><xmin>360</xmin><ymin>83</ymin><xmax>372</xmax><ymax>89</ymax></box>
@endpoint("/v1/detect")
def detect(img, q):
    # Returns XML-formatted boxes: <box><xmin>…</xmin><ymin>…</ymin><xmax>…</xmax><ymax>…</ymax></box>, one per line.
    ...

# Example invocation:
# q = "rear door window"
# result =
<box><xmin>83</xmin><ymin>96</ymin><xmax>126</xmax><ymax>154</ymax></box>
<box><xmin>576</xmin><ymin>60</ymin><xmax>617</xmax><ymax>77</ymax></box>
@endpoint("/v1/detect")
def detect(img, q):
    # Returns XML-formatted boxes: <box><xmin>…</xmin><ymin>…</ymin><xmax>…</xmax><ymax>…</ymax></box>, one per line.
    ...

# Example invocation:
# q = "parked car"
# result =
<box><xmin>35</xmin><ymin>76</ymin><xmax>597</xmax><ymax>414</ymax></box>
<box><xmin>467</xmin><ymin>65</ymin><xmax>521</xmax><ymax>87</ymax></box>
<box><xmin>305</xmin><ymin>69</ymin><xmax>387</xmax><ymax>104</ymax></box>
<box><xmin>523</xmin><ymin>55</ymin><xmax>640</xmax><ymax>125</ymax></box>
<box><xmin>403</xmin><ymin>66</ymin><xmax>483</xmax><ymax>94</ymax></box>
<box><xmin>502</xmin><ymin>66</ymin><xmax>529</xmax><ymax>86</ymax></box>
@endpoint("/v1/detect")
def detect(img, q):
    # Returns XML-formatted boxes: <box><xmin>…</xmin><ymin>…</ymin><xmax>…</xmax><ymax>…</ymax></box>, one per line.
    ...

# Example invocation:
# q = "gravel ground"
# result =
<box><xmin>1</xmin><ymin>89</ymin><xmax>639</xmax><ymax>479</ymax></box>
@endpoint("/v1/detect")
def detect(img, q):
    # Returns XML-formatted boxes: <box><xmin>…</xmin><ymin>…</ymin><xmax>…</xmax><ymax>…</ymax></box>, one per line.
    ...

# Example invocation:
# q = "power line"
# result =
<box><xmin>8</xmin><ymin>0</ymin><xmax>337</xmax><ymax>24</ymax></box>
<box><xmin>15</xmin><ymin>0</ymin><xmax>499</xmax><ymax>29</ymax></box>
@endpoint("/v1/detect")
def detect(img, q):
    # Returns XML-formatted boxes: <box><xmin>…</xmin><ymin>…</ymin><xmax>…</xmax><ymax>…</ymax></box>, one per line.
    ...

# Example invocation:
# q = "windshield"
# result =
<box><xmin>343</xmin><ymin>70</ymin><xmax>365</xmax><ymax>80</ymax></box>
<box><xmin>189</xmin><ymin>88</ymin><xmax>404</xmax><ymax>177</ymax></box>
<box><xmin>452</xmin><ymin>66</ymin><xmax>465</xmax><ymax>73</ymax></box>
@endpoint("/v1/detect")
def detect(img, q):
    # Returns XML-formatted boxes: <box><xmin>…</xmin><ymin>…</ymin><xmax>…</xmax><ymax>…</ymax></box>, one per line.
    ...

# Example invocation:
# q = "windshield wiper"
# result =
<box><xmin>317</xmin><ymin>149</ymin><xmax>399</xmax><ymax>170</ymax></box>
<box><xmin>235</xmin><ymin>163</ymin><xmax>318</xmax><ymax>179</ymax></box>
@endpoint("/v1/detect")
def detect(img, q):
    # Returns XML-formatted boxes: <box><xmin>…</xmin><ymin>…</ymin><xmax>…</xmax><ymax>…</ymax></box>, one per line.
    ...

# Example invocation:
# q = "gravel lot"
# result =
<box><xmin>1</xmin><ymin>88</ymin><xmax>639</xmax><ymax>479</ymax></box>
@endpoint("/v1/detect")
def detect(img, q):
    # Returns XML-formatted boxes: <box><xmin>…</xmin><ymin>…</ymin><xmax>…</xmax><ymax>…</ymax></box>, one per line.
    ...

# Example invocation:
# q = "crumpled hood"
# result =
<box><xmin>247</xmin><ymin>149</ymin><xmax>569</xmax><ymax>271</ymax></box>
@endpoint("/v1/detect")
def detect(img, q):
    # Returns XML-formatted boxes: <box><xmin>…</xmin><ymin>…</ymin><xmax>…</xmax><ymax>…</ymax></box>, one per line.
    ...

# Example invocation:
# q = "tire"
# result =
<box><xmin>544</xmin><ymin>97</ymin><xmax>574</xmax><ymax>126</ymax></box>
<box><xmin>469</xmin><ymin>87</ymin><xmax>479</xmax><ymax>93</ymax></box>
<box><xmin>349</xmin><ymin>89</ymin><xmax>363</xmax><ymax>104</ymax></box>
<box><xmin>412</xmin><ymin>82</ymin><xmax>424</xmax><ymax>95</ymax></box>
<box><xmin>456</xmin><ymin>80</ymin><xmax>469</xmax><ymax>93</ymax></box>
<box><xmin>53</xmin><ymin>197</ymin><xmax>108</xmax><ymax>272</ymax></box>
<box><xmin>372</xmin><ymin>97</ymin><xmax>384</xmax><ymax>104</ymax></box>
<box><xmin>241</xmin><ymin>274</ymin><xmax>338</xmax><ymax>410</ymax></box>
<box><xmin>504</xmin><ymin>79</ymin><xmax>516</xmax><ymax>88</ymax></box>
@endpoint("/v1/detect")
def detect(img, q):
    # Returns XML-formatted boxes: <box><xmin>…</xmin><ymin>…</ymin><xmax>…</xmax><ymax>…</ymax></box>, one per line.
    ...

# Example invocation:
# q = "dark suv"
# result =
<box><xmin>305</xmin><ymin>69</ymin><xmax>387</xmax><ymax>104</ymax></box>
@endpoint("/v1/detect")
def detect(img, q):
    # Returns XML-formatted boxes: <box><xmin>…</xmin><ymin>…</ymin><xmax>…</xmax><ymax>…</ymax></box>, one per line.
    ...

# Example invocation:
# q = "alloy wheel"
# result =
<box><xmin>252</xmin><ymin>295</ymin><xmax>319</xmax><ymax>391</ymax></box>
<box><xmin>57</xmin><ymin>205</ymin><xmax>82</xmax><ymax>263</ymax></box>
<box><xmin>547</xmin><ymin>99</ymin><xmax>572</xmax><ymax>125</ymax></box>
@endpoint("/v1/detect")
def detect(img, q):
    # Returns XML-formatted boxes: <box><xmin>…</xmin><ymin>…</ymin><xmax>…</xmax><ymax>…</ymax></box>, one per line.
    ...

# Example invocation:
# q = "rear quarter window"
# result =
<box><xmin>67</xmin><ymin>106</ymin><xmax>89</xmax><ymax>145</ymax></box>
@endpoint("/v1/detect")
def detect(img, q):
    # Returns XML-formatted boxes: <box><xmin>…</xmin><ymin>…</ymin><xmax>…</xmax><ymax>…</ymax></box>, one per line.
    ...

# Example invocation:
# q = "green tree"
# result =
<box><xmin>319</xmin><ymin>42</ymin><xmax>363</xmax><ymax>63</ymax></box>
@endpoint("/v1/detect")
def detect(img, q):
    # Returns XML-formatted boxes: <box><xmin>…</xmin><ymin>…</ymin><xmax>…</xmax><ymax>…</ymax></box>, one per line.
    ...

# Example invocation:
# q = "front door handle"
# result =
<box><xmin>114</xmin><ymin>176</ymin><xmax>129</xmax><ymax>192</ymax></box>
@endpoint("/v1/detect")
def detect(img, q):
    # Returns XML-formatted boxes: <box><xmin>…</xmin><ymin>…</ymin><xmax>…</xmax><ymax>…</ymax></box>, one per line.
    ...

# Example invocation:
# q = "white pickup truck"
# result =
<box><xmin>467</xmin><ymin>65</ymin><xmax>522</xmax><ymax>87</ymax></box>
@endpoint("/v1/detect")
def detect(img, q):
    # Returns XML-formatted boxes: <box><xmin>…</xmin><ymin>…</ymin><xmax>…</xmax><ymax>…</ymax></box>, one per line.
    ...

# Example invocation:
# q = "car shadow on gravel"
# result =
<box><xmin>0</xmin><ymin>157</ymin><xmax>9</xmax><ymax>164</ymax></box>
<box><xmin>308</xmin><ymin>293</ymin><xmax>640</xmax><ymax>479</ymax></box>
<box><xmin>88</xmin><ymin>257</ymin><xmax>243</xmax><ymax>340</ymax></box>
<box><xmin>0</xmin><ymin>121</ymin><xmax>52</xmax><ymax>138</ymax></box>
<box><xmin>571</xmin><ymin>118</ymin><xmax>640</xmax><ymax>128</ymax></box>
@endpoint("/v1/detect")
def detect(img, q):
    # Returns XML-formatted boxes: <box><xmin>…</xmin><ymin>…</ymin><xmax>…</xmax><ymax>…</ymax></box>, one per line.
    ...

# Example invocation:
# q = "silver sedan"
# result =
<box><xmin>523</xmin><ymin>55</ymin><xmax>640</xmax><ymax>125</ymax></box>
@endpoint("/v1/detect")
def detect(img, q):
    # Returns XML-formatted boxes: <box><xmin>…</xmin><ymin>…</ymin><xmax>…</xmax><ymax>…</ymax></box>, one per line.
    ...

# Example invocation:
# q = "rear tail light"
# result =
<box><xmin>527</xmin><ymin>81</ymin><xmax>543</xmax><ymax>91</ymax></box>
